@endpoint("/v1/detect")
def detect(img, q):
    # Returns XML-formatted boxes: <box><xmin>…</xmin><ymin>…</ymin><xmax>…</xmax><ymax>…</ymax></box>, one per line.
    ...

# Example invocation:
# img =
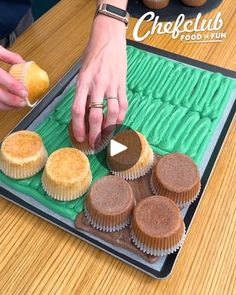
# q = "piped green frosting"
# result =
<box><xmin>0</xmin><ymin>45</ymin><xmax>235</xmax><ymax>220</ymax></box>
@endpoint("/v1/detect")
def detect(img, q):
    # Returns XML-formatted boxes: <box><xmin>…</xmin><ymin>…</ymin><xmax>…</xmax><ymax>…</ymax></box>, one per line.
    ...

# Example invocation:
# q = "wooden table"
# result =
<box><xmin>0</xmin><ymin>0</ymin><xmax>235</xmax><ymax>294</ymax></box>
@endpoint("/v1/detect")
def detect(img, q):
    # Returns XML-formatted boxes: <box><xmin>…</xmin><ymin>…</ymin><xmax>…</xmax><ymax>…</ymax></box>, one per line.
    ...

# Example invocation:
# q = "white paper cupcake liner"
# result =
<box><xmin>42</xmin><ymin>173</ymin><xmax>92</xmax><ymax>201</ymax></box>
<box><xmin>130</xmin><ymin>228</ymin><xmax>186</xmax><ymax>256</ymax></box>
<box><xmin>0</xmin><ymin>147</ymin><xmax>48</xmax><ymax>179</ymax></box>
<box><xmin>109</xmin><ymin>151</ymin><xmax>155</xmax><ymax>180</ymax></box>
<box><xmin>178</xmin><ymin>185</ymin><xmax>201</xmax><ymax>208</ymax></box>
<box><xmin>26</xmin><ymin>98</ymin><xmax>38</xmax><ymax>108</ymax></box>
<box><xmin>84</xmin><ymin>204</ymin><xmax>131</xmax><ymax>232</ymax></box>
<box><xmin>150</xmin><ymin>175</ymin><xmax>201</xmax><ymax>208</ymax></box>
<box><xmin>71</xmin><ymin>133</ymin><xmax>112</xmax><ymax>156</ymax></box>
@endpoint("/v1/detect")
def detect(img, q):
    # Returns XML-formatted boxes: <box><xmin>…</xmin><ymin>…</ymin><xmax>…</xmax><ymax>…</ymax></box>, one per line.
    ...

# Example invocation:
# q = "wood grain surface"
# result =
<box><xmin>0</xmin><ymin>0</ymin><xmax>235</xmax><ymax>294</ymax></box>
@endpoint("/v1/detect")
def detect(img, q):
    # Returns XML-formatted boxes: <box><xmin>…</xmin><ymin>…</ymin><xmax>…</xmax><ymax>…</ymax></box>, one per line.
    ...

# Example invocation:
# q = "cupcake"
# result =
<box><xmin>131</xmin><ymin>196</ymin><xmax>186</xmax><ymax>256</ymax></box>
<box><xmin>68</xmin><ymin>120</ymin><xmax>111</xmax><ymax>155</ymax></box>
<box><xmin>0</xmin><ymin>130</ymin><xmax>47</xmax><ymax>179</ymax></box>
<box><xmin>107</xmin><ymin>130</ymin><xmax>154</xmax><ymax>180</ymax></box>
<box><xmin>9</xmin><ymin>61</ymin><xmax>49</xmax><ymax>107</ymax></box>
<box><xmin>85</xmin><ymin>175</ymin><xmax>135</xmax><ymax>232</ymax></box>
<box><xmin>151</xmin><ymin>153</ymin><xmax>201</xmax><ymax>207</ymax></box>
<box><xmin>181</xmin><ymin>0</ymin><xmax>207</xmax><ymax>7</ymax></box>
<box><xmin>42</xmin><ymin>148</ymin><xmax>92</xmax><ymax>201</ymax></box>
<box><xmin>142</xmin><ymin>0</ymin><xmax>170</xmax><ymax>9</ymax></box>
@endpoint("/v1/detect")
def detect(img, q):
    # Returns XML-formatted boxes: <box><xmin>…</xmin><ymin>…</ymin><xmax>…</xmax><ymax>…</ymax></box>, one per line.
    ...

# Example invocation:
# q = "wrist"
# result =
<box><xmin>93</xmin><ymin>14</ymin><xmax>126</xmax><ymax>37</ymax></box>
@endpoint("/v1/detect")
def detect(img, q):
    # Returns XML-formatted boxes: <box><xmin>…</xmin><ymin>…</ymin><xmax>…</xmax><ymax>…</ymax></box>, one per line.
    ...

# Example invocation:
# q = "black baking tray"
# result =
<box><xmin>0</xmin><ymin>40</ymin><xmax>235</xmax><ymax>279</ymax></box>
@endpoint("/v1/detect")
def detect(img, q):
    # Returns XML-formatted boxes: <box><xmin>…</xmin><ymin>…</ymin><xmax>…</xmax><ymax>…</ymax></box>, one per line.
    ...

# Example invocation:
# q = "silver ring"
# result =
<box><xmin>89</xmin><ymin>102</ymin><xmax>104</xmax><ymax>109</ymax></box>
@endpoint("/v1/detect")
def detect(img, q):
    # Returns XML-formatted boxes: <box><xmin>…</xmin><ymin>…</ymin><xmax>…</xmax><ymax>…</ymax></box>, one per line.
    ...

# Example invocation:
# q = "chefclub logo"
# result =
<box><xmin>133</xmin><ymin>11</ymin><xmax>227</xmax><ymax>43</ymax></box>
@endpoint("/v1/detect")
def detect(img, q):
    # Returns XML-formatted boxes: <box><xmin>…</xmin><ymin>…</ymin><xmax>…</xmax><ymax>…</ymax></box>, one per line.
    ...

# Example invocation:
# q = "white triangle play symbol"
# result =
<box><xmin>110</xmin><ymin>139</ymin><xmax>128</xmax><ymax>157</ymax></box>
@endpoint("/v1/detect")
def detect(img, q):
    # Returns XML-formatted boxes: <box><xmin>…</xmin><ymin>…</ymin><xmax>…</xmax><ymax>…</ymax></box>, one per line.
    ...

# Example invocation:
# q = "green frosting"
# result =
<box><xmin>0</xmin><ymin>45</ymin><xmax>235</xmax><ymax>220</ymax></box>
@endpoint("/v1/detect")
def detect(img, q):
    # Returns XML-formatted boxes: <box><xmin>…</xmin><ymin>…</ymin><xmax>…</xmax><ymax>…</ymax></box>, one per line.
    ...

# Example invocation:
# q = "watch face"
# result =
<box><xmin>106</xmin><ymin>4</ymin><xmax>127</xmax><ymax>17</ymax></box>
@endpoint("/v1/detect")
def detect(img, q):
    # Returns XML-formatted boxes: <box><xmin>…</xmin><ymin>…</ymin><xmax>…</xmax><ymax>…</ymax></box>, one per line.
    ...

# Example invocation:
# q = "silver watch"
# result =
<box><xmin>95</xmin><ymin>3</ymin><xmax>130</xmax><ymax>26</ymax></box>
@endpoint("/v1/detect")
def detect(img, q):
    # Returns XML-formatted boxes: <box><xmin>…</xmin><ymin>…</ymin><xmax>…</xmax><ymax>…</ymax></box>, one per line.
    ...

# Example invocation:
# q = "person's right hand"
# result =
<box><xmin>0</xmin><ymin>46</ymin><xmax>28</xmax><ymax>110</ymax></box>
<box><xmin>72</xmin><ymin>15</ymin><xmax>128</xmax><ymax>148</ymax></box>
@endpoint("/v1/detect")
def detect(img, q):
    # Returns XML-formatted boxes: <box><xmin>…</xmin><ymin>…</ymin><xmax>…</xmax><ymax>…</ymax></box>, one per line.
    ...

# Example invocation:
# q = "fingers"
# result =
<box><xmin>104</xmin><ymin>81</ymin><xmax>128</xmax><ymax>129</ymax></box>
<box><xmin>0</xmin><ymin>47</ymin><xmax>27</xmax><ymax>104</ymax></box>
<box><xmin>117</xmin><ymin>83</ymin><xmax>128</xmax><ymax>124</ymax></box>
<box><xmin>0</xmin><ymin>101</ymin><xmax>18</xmax><ymax>111</ymax></box>
<box><xmin>89</xmin><ymin>106</ymin><xmax>103</xmax><ymax>147</ymax></box>
<box><xmin>71</xmin><ymin>77</ymin><xmax>89</xmax><ymax>142</ymax></box>
<box><xmin>89</xmin><ymin>81</ymin><xmax>127</xmax><ymax>147</ymax></box>
<box><xmin>0</xmin><ymin>87</ymin><xmax>27</xmax><ymax>108</ymax></box>
<box><xmin>0</xmin><ymin>68</ymin><xmax>28</xmax><ymax>98</ymax></box>
<box><xmin>0</xmin><ymin>46</ymin><xmax>25</xmax><ymax>64</ymax></box>
<box><xmin>103</xmin><ymin>89</ymin><xmax>119</xmax><ymax>131</ymax></box>
<box><xmin>72</xmin><ymin>80</ymin><xmax>128</xmax><ymax>149</ymax></box>
<box><xmin>89</xmin><ymin>83</ymin><xmax>105</xmax><ymax>147</ymax></box>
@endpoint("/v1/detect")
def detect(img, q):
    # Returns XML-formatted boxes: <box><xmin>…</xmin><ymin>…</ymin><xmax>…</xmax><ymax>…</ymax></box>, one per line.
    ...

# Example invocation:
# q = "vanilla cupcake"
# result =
<box><xmin>151</xmin><ymin>153</ymin><xmax>201</xmax><ymax>207</ymax></box>
<box><xmin>85</xmin><ymin>175</ymin><xmax>135</xmax><ymax>232</ymax></box>
<box><xmin>181</xmin><ymin>0</ymin><xmax>207</xmax><ymax>6</ymax></box>
<box><xmin>142</xmin><ymin>0</ymin><xmax>170</xmax><ymax>9</ymax></box>
<box><xmin>107</xmin><ymin>130</ymin><xmax>154</xmax><ymax>180</ymax></box>
<box><xmin>68</xmin><ymin>120</ymin><xmax>111</xmax><ymax>155</ymax></box>
<box><xmin>131</xmin><ymin>196</ymin><xmax>186</xmax><ymax>256</ymax></box>
<box><xmin>0</xmin><ymin>131</ymin><xmax>47</xmax><ymax>179</ymax></box>
<box><xmin>9</xmin><ymin>61</ymin><xmax>49</xmax><ymax>107</ymax></box>
<box><xmin>42</xmin><ymin>148</ymin><xmax>92</xmax><ymax>201</ymax></box>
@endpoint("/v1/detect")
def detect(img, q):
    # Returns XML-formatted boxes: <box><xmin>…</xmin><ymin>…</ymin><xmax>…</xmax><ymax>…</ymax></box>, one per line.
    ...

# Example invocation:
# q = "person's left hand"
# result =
<box><xmin>72</xmin><ymin>15</ymin><xmax>128</xmax><ymax>147</ymax></box>
<box><xmin>0</xmin><ymin>46</ymin><xmax>27</xmax><ymax>110</ymax></box>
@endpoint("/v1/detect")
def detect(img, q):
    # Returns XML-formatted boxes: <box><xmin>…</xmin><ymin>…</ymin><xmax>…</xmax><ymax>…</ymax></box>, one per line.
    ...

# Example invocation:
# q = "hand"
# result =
<box><xmin>72</xmin><ymin>15</ymin><xmax>128</xmax><ymax>147</ymax></box>
<box><xmin>0</xmin><ymin>46</ymin><xmax>28</xmax><ymax>110</ymax></box>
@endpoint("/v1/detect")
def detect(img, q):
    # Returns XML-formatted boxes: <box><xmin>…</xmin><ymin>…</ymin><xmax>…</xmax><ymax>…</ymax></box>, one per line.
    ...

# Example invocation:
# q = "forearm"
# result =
<box><xmin>72</xmin><ymin>1</ymin><xmax>128</xmax><ymax>145</ymax></box>
<box><xmin>96</xmin><ymin>0</ymin><xmax>128</xmax><ymax>10</ymax></box>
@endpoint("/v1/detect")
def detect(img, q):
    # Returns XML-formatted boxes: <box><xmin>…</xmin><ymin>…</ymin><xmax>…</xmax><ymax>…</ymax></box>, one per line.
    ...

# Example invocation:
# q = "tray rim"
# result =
<box><xmin>0</xmin><ymin>39</ymin><xmax>235</xmax><ymax>279</ymax></box>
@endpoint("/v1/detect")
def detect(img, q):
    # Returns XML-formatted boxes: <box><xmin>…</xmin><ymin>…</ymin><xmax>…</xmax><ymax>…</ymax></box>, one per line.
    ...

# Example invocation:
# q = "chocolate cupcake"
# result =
<box><xmin>142</xmin><ymin>0</ymin><xmax>170</xmax><ymax>9</ymax></box>
<box><xmin>69</xmin><ymin>120</ymin><xmax>111</xmax><ymax>155</ymax></box>
<box><xmin>85</xmin><ymin>175</ymin><xmax>135</xmax><ymax>232</ymax></box>
<box><xmin>131</xmin><ymin>196</ymin><xmax>185</xmax><ymax>256</ymax></box>
<box><xmin>181</xmin><ymin>0</ymin><xmax>207</xmax><ymax>7</ymax></box>
<box><xmin>151</xmin><ymin>153</ymin><xmax>201</xmax><ymax>207</ymax></box>
<box><xmin>0</xmin><ymin>131</ymin><xmax>47</xmax><ymax>179</ymax></box>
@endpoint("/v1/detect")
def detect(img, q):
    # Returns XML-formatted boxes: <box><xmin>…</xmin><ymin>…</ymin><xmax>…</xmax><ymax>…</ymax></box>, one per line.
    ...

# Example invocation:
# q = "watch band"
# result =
<box><xmin>95</xmin><ymin>4</ymin><xmax>130</xmax><ymax>26</ymax></box>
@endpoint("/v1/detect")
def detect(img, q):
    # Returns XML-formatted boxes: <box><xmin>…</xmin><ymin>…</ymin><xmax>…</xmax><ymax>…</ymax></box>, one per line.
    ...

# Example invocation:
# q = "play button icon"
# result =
<box><xmin>109</xmin><ymin>139</ymin><xmax>128</xmax><ymax>157</ymax></box>
<box><xmin>106</xmin><ymin>125</ymin><xmax>143</xmax><ymax>172</ymax></box>
<box><xmin>94</xmin><ymin>124</ymin><xmax>143</xmax><ymax>172</ymax></box>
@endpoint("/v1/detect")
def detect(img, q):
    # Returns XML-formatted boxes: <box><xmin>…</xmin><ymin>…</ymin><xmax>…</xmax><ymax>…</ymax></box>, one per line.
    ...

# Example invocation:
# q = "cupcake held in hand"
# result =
<box><xmin>9</xmin><ymin>61</ymin><xmax>49</xmax><ymax>107</ymax></box>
